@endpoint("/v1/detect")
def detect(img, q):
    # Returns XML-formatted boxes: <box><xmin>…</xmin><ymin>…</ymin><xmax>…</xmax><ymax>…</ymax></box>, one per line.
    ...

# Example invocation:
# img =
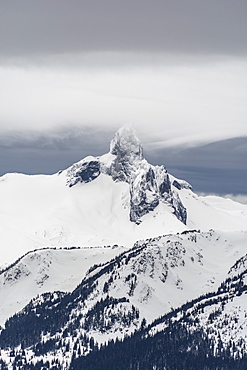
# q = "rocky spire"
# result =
<box><xmin>107</xmin><ymin>124</ymin><xmax>143</xmax><ymax>183</ymax></box>
<box><xmin>66</xmin><ymin>125</ymin><xmax>187</xmax><ymax>225</ymax></box>
<box><xmin>110</xmin><ymin>124</ymin><xmax>143</xmax><ymax>162</ymax></box>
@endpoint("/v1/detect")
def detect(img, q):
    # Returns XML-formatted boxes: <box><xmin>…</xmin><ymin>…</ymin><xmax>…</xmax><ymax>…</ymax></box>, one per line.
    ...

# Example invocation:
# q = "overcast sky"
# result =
<box><xmin>0</xmin><ymin>1</ymin><xmax>246</xmax><ymax>197</ymax></box>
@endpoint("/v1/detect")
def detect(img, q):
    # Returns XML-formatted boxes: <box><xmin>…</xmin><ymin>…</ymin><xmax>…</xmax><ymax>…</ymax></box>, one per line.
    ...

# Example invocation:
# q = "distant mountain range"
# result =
<box><xmin>0</xmin><ymin>125</ymin><xmax>246</xmax><ymax>369</ymax></box>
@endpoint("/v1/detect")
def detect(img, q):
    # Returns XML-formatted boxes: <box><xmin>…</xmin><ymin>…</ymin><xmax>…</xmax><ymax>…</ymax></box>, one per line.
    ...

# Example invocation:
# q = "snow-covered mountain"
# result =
<box><xmin>0</xmin><ymin>125</ymin><xmax>246</xmax><ymax>266</ymax></box>
<box><xmin>0</xmin><ymin>125</ymin><xmax>247</xmax><ymax>369</ymax></box>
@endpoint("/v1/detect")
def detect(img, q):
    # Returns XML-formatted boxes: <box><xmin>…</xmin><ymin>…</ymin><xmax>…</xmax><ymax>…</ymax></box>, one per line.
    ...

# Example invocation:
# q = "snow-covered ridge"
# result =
<box><xmin>0</xmin><ymin>229</ymin><xmax>246</xmax><ymax>369</ymax></box>
<box><xmin>1</xmin><ymin>229</ymin><xmax>246</xmax><ymax>328</ymax></box>
<box><xmin>0</xmin><ymin>245</ymin><xmax>125</xmax><ymax>326</ymax></box>
<box><xmin>228</xmin><ymin>254</ymin><xmax>247</xmax><ymax>277</ymax></box>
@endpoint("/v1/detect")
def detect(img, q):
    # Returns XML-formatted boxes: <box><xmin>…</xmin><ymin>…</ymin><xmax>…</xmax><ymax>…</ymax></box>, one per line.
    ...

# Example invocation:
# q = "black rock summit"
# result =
<box><xmin>108</xmin><ymin>124</ymin><xmax>143</xmax><ymax>182</ymax></box>
<box><xmin>110</xmin><ymin>124</ymin><xmax>143</xmax><ymax>161</ymax></box>
<box><xmin>66</xmin><ymin>125</ymin><xmax>187</xmax><ymax>224</ymax></box>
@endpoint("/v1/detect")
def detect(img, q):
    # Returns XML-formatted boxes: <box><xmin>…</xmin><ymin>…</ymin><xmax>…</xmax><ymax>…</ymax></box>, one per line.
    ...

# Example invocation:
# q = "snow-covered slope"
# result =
<box><xmin>0</xmin><ymin>125</ymin><xmax>246</xmax><ymax>266</ymax></box>
<box><xmin>148</xmin><ymin>252</ymin><xmax>247</xmax><ymax>352</ymax></box>
<box><xmin>179</xmin><ymin>188</ymin><xmax>247</xmax><ymax>232</ymax></box>
<box><xmin>0</xmin><ymin>245</ymin><xmax>125</xmax><ymax>326</ymax></box>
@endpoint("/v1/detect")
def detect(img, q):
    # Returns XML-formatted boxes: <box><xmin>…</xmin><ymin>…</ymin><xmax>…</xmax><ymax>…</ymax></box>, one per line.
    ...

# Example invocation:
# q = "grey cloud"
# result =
<box><xmin>0</xmin><ymin>126</ymin><xmax>114</xmax><ymax>175</ymax></box>
<box><xmin>0</xmin><ymin>0</ymin><xmax>246</xmax><ymax>62</ymax></box>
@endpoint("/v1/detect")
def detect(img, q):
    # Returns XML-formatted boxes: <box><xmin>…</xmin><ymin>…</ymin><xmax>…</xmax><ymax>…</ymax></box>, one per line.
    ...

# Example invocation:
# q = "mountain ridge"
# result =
<box><xmin>1</xmin><ymin>229</ymin><xmax>246</xmax><ymax>369</ymax></box>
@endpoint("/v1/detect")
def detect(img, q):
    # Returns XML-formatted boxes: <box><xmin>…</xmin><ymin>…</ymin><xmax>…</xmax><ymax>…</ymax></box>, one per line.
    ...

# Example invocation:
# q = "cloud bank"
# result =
<box><xmin>1</xmin><ymin>0</ymin><xmax>246</xmax><ymax>60</ymax></box>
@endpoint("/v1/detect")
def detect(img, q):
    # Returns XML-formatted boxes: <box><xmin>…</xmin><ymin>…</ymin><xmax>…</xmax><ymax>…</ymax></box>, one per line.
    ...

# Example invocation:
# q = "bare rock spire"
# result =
<box><xmin>110</xmin><ymin>124</ymin><xmax>143</xmax><ymax>161</ymax></box>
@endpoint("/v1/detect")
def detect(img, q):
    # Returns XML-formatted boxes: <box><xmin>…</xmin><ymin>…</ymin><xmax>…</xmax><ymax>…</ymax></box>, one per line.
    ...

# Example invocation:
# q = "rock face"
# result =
<box><xmin>130</xmin><ymin>165</ymin><xmax>169</xmax><ymax>223</ymax></box>
<box><xmin>109</xmin><ymin>124</ymin><xmax>143</xmax><ymax>182</ymax></box>
<box><xmin>66</xmin><ymin>124</ymin><xmax>187</xmax><ymax>224</ymax></box>
<box><xmin>66</xmin><ymin>157</ymin><xmax>100</xmax><ymax>187</ymax></box>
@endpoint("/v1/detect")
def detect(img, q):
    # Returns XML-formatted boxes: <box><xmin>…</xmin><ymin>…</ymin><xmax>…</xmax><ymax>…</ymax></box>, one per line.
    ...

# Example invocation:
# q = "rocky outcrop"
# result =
<box><xmin>129</xmin><ymin>165</ymin><xmax>171</xmax><ymax>223</ymax></box>
<box><xmin>172</xmin><ymin>179</ymin><xmax>192</xmax><ymax>191</ymax></box>
<box><xmin>170</xmin><ymin>191</ymin><xmax>187</xmax><ymax>224</ymax></box>
<box><xmin>66</xmin><ymin>157</ymin><xmax>100</xmax><ymax>187</ymax></box>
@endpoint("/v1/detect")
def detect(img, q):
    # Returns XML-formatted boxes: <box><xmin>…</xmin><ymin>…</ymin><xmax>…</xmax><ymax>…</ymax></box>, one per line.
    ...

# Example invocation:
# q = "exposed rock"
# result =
<box><xmin>66</xmin><ymin>157</ymin><xmax>101</xmax><ymax>187</ymax></box>
<box><xmin>110</xmin><ymin>124</ymin><xmax>143</xmax><ymax>161</ymax></box>
<box><xmin>129</xmin><ymin>165</ymin><xmax>170</xmax><ymax>223</ymax></box>
<box><xmin>170</xmin><ymin>191</ymin><xmax>187</xmax><ymax>224</ymax></box>
<box><xmin>108</xmin><ymin>124</ymin><xmax>143</xmax><ymax>182</ymax></box>
<box><xmin>173</xmin><ymin>179</ymin><xmax>192</xmax><ymax>191</ymax></box>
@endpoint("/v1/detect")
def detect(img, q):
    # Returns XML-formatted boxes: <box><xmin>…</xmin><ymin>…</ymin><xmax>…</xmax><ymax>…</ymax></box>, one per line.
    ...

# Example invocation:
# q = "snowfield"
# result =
<box><xmin>0</xmin><ymin>166</ymin><xmax>246</xmax><ymax>267</ymax></box>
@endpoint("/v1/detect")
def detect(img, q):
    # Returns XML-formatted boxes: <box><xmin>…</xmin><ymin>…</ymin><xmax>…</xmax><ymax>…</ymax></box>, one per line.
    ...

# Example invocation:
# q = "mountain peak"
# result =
<box><xmin>65</xmin><ymin>125</ymin><xmax>187</xmax><ymax>224</ymax></box>
<box><xmin>110</xmin><ymin>124</ymin><xmax>143</xmax><ymax>161</ymax></box>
